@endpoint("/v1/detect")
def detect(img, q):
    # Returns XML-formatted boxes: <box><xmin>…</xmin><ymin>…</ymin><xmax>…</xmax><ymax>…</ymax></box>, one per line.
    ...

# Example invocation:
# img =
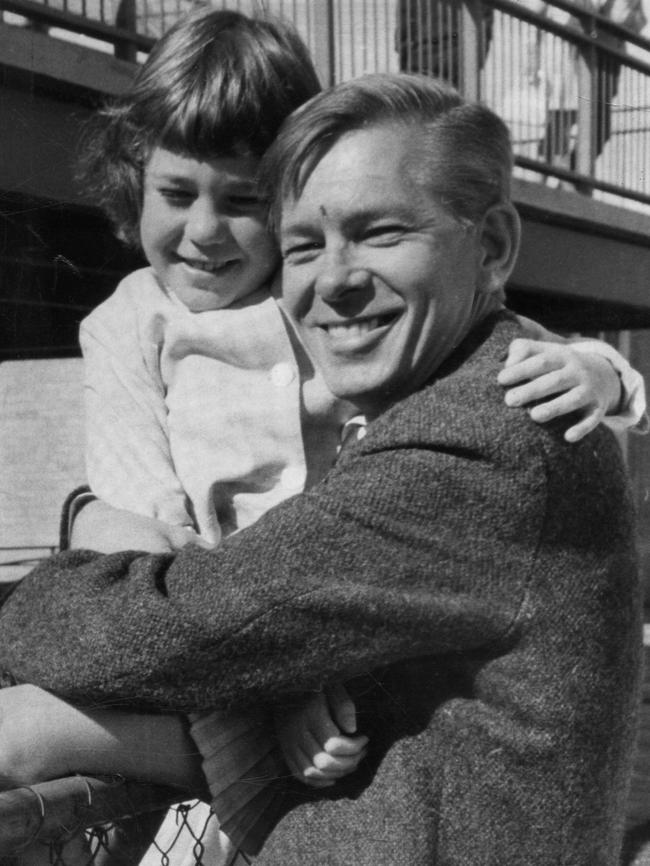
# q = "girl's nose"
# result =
<box><xmin>186</xmin><ymin>201</ymin><xmax>230</xmax><ymax>245</ymax></box>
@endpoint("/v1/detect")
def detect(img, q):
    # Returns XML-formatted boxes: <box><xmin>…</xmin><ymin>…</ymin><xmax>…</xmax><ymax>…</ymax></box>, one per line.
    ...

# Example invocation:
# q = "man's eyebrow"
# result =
<box><xmin>280</xmin><ymin>221</ymin><xmax>316</xmax><ymax>240</ymax></box>
<box><xmin>344</xmin><ymin>205</ymin><xmax>414</xmax><ymax>224</ymax></box>
<box><xmin>282</xmin><ymin>203</ymin><xmax>416</xmax><ymax>235</ymax></box>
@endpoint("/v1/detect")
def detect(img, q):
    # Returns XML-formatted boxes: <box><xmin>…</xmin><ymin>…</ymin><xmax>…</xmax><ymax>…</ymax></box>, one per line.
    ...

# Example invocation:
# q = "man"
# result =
<box><xmin>0</xmin><ymin>75</ymin><xmax>641</xmax><ymax>865</ymax></box>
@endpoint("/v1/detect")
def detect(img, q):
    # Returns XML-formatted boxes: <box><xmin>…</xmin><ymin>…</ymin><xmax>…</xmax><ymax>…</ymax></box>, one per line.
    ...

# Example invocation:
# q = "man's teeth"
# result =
<box><xmin>327</xmin><ymin>318</ymin><xmax>380</xmax><ymax>338</ymax></box>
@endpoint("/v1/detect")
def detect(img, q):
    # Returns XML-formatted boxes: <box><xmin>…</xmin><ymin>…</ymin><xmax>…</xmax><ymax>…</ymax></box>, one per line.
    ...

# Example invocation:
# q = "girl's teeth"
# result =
<box><xmin>185</xmin><ymin>259</ymin><xmax>232</xmax><ymax>273</ymax></box>
<box><xmin>328</xmin><ymin>318</ymin><xmax>379</xmax><ymax>338</ymax></box>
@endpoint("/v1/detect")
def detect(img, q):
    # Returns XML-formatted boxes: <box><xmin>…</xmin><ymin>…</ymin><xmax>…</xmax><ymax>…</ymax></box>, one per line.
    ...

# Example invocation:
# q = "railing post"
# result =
<box><xmin>576</xmin><ymin>14</ymin><xmax>597</xmax><ymax>185</ymax></box>
<box><xmin>311</xmin><ymin>0</ymin><xmax>335</xmax><ymax>87</ymax></box>
<box><xmin>461</xmin><ymin>0</ymin><xmax>482</xmax><ymax>101</ymax></box>
<box><xmin>114</xmin><ymin>0</ymin><xmax>137</xmax><ymax>62</ymax></box>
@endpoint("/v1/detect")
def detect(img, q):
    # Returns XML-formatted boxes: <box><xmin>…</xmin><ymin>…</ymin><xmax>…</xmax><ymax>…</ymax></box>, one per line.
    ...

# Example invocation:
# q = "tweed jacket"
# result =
<box><xmin>0</xmin><ymin>311</ymin><xmax>641</xmax><ymax>866</ymax></box>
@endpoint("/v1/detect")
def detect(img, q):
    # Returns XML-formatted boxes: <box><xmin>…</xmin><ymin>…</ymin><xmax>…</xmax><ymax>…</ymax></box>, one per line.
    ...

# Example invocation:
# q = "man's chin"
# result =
<box><xmin>321</xmin><ymin>366</ymin><xmax>397</xmax><ymax>417</ymax></box>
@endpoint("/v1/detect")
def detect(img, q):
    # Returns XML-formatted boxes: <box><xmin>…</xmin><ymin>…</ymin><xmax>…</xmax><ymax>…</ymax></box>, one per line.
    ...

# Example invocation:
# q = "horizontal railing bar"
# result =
<box><xmin>516</xmin><ymin>155</ymin><xmax>650</xmax><ymax>208</ymax></box>
<box><xmin>0</xmin><ymin>775</ymin><xmax>182</xmax><ymax>854</ymax></box>
<box><xmin>0</xmin><ymin>557</ymin><xmax>51</xmax><ymax>566</ymax></box>
<box><xmin>0</xmin><ymin>0</ymin><xmax>154</xmax><ymax>51</ymax></box>
<box><xmin>0</xmin><ymin>297</ymin><xmax>95</xmax><ymax>312</ymax></box>
<box><xmin>0</xmin><ymin>546</ymin><xmax>56</xmax><ymax>551</ymax></box>
<box><xmin>489</xmin><ymin>0</ymin><xmax>650</xmax><ymax>51</ymax></box>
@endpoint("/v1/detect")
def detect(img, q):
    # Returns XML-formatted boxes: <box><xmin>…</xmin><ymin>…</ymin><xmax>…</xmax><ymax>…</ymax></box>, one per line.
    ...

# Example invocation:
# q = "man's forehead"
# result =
<box><xmin>315</xmin><ymin>123</ymin><xmax>422</xmax><ymax>175</ymax></box>
<box><xmin>280</xmin><ymin>125</ymin><xmax>434</xmax><ymax>219</ymax></box>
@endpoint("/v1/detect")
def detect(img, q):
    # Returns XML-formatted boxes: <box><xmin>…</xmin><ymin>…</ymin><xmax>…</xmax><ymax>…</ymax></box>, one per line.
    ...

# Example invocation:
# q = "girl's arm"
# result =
<box><xmin>69</xmin><ymin>498</ymin><xmax>208</xmax><ymax>553</ymax></box>
<box><xmin>80</xmin><ymin>298</ymin><xmax>195</xmax><ymax>543</ymax></box>
<box><xmin>499</xmin><ymin>317</ymin><xmax>646</xmax><ymax>441</ymax></box>
<box><xmin>0</xmin><ymin>684</ymin><xmax>206</xmax><ymax>796</ymax></box>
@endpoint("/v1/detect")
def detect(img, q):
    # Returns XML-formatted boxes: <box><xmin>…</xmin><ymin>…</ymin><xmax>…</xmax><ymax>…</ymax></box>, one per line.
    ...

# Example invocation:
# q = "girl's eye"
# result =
<box><xmin>229</xmin><ymin>195</ymin><xmax>263</xmax><ymax>209</ymax></box>
<box><xmin>159</xmin><ymin>188</ymin><xmax>193</xmax><ymax>204</ymax></box>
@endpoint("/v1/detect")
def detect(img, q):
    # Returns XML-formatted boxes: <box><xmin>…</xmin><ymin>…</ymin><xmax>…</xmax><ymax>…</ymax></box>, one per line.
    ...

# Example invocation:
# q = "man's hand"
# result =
<box><xmin>498</xmin><ymin>338</ymin><xmax>622</xmax><ymax>442</ymax></box>
<box><xmin>71</xmin><ymin>499</ymin><xmax>211</xmax><ymax>553</ymax></box>
<box><xmin>275</xmin><ymin>684</ymin><xmax>369</xmax><ymax>788</ymax></box>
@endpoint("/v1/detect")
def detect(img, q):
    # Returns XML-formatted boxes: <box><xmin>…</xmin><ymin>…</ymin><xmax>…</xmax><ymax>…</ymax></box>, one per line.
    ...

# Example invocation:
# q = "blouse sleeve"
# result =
<box><xmin>80</xmin><ymin>304</ymin><xmax>194</xmax><ymax>529</ymax></box>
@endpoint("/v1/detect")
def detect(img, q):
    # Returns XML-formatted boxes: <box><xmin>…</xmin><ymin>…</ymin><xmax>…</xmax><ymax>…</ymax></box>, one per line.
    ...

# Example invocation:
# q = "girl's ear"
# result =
<box><xmin>475</xmin><ymin>202</ymin><xmax>521</xmax><ymax>295</ymax></box>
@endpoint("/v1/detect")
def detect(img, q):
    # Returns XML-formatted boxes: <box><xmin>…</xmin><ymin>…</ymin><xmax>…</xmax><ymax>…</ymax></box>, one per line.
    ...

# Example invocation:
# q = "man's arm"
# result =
<box><xmin>0</xmin><ymin>390</ymin><xmax>543</xmax><ymax>713</ymax></box>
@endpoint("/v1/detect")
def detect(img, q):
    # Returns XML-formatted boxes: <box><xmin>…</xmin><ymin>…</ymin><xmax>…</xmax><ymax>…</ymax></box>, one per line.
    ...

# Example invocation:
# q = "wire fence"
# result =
<box><xmin>0</xmin><ymin>776</ymin><xmax>218</xmax><ymax>866</ymax></box>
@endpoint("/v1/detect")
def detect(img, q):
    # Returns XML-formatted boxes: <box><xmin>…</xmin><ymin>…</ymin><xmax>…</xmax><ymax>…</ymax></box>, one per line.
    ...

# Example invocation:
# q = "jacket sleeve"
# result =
<box><xmin>0</xmin><ymin>405</ymin><xmax>546</xmax><ymax>712</ymax></box>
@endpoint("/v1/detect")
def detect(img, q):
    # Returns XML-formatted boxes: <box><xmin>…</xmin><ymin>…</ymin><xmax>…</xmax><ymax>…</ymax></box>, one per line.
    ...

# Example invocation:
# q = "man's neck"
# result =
<box><xmin>470</xmin><ymin>293</ymin><xmax>505</xmax><ymax>328</ymax></box>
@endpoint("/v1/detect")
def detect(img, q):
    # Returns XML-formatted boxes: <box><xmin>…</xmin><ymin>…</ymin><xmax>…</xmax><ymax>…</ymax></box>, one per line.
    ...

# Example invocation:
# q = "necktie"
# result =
<box><xmin>337</xmin><ymin>415</ymin><xmax>368</xmax><ymax>456</ymax></box>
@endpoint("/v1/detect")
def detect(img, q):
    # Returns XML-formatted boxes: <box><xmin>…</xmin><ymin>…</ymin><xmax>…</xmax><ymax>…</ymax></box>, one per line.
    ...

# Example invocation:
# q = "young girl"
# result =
<box><xmin>3</xmin><ymin>6</ymin><xmax>643</xmax><ymax>865</ymax></box>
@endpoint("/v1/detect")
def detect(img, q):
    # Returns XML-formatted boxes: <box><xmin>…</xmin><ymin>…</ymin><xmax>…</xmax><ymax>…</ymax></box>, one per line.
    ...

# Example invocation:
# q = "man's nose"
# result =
<box><xmin>186</xmin><ymin>202</ymin><xmax>230</xmax><ymax>245</ymax></box>
<box><xmin>315</xmin><ymin>250</ymin><xmax>371</xmax><ymax>301</ymax></box>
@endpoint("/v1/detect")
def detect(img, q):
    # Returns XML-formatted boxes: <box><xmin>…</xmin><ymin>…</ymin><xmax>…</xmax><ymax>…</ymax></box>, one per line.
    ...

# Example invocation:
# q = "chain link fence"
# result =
<box><xmin>0</xmin><ymin>776</ymin><xmax>236</xmax><ymax>866</ymax></box>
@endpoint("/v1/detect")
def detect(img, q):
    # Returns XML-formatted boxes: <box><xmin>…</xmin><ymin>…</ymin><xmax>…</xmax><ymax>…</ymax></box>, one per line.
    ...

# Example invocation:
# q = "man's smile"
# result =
<box><xmin>314</xmin><ymin>312</ymin><xmax>401</xmax><ymax>352</ymax></box>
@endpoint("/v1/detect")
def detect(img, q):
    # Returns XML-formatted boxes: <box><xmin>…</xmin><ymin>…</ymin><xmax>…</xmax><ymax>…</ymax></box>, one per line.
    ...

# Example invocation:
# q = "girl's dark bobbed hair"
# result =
<box><xmin>78</xmin><ymin>6</ymin><xmax>321</xmax><ymax>246</ymax></box>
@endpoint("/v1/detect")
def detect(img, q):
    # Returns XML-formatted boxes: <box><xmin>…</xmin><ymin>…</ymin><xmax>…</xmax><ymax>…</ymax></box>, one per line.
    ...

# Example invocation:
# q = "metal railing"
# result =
<box><xmin>1</xmin><ymin>0</ymin><xmax>650</xmax><ymax>209</ymax></box>
<box><xmin>481</xmin><ymin>0</ymin><xmax>650</xmax><ymax>210</ymax></box>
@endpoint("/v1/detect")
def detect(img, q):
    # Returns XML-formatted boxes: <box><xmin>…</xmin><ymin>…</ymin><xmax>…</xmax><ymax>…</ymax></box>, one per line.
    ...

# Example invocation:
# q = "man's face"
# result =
<box><xmin>279</xmin><ymin>125</ymin><xmax>486</xmax><ymax>413</ymax></box>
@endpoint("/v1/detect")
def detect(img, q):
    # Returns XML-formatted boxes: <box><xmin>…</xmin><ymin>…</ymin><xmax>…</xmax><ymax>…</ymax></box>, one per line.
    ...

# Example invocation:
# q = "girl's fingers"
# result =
<box><xmin>564</xmin><ymin>413</ymin><xmax>600</xmax><ymax>443</ymax></box>
<box><xmin>498</xmin><ymin>350</ymin><xmax>563</xmax><ymax>388</ymax></box>
<box><xmin>305</xmin><ymin>748</ymin><xmax>368</xmax><ymax>779</ymax></box>
<box><xmin>323</xmin><ymin>734</ymin><xmax>369</xmax><ymax>757</ymax></box>
<box><xmin>326</xmin><ymin>683</ymin><xmax>356</xmax><ymax>734</ymax></box>
<box><xmin>527</xmin><ymin>387</ymin><xmax>590</xmax><ymax>423</ymax></box>
<box><xmin>502</xmin><ymin>337</ymin><xmax>542</xmax><ymax>370</ymax></box>
<box><xmin>504</xmin><ymin>370</ymin><xmax>573</xmax><ymax>408</ymax></box>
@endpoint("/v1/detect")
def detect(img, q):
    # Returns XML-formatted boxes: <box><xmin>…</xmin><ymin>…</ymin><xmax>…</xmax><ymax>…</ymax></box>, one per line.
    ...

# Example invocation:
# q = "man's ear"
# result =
<box><xmin>475</xmin><ymin>202</ymin><xmax>521</xmax><ymax>295</ymax></box>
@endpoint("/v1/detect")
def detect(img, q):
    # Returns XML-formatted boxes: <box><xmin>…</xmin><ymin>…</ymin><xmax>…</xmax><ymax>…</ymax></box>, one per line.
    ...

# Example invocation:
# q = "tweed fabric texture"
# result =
<box><xmin>0</xmin><ymin>312</ymin><xmax>641</xmax><ymax>865</ymax></box>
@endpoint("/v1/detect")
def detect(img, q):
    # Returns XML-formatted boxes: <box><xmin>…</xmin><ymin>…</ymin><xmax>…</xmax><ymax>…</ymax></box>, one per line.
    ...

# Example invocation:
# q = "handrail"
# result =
<box><xmin>489</xmin><ymin>0</ymin><xmax>650</xmax><ymax>75</ymax></box>
<box><xmin>492</xmin><ymin>0</ymin><xmax>650</xmax><ymax>49</ymax></box>
<box><xmin>0</xmin><ymin>0</ymin><xmax>154</xmax><ymax>54</ymax></box>
<box><xmin>0</xmin><ymin>775</ymin><xmax>180</xmax><ymax>854</ymax></box>
<box><xmin>515</xmin><ymin>155</ymin><xmax>650</xmax><ymax>207</ymax></box>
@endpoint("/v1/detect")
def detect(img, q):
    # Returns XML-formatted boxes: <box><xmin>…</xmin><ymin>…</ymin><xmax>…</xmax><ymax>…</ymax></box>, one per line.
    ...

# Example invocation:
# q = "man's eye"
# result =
<box><xmin>363</xmin><ymin>225</ymin><xmax>406</xmax><ymax>244</ymax></box>
<box><xmin>282</xmin><ymin>242</ymin><xmax>322</xmax><ymax>263</ymax></box>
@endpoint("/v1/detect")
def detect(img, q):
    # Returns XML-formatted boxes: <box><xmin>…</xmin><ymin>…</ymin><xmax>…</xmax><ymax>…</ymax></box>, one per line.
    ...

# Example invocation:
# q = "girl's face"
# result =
<box><xmin>140</xmin><ymin>147</ymin><xmax>279</xmax><ymax>312</ymax></box>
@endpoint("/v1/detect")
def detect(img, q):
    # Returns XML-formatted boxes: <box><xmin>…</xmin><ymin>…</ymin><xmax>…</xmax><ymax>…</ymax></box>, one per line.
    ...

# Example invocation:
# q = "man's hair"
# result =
<box><xmin>78</xmin><ymin>6</ymin><xmax>321</xmax><ymax>246</ymax></box>
<box><xmin>260</xmin><ymin>73</ymin><xmax>513</xmax><ymax>232</ymax></box>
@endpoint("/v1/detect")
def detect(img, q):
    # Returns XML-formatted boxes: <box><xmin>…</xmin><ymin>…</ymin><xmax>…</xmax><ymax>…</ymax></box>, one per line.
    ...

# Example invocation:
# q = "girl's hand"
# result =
<box><xmin>498</xmin><ymin>338</ymin><xmax>622</xmax><ymax>443</ymax></box>
<box><xmin>71</xmin><ymin>499</ymin><xmax>211</xmax><ymax>553</ymax></box>
<box><xmin>275</xmin><ymin>683</ymin><xmax>368</xmax><ymax>789</ymax></box>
